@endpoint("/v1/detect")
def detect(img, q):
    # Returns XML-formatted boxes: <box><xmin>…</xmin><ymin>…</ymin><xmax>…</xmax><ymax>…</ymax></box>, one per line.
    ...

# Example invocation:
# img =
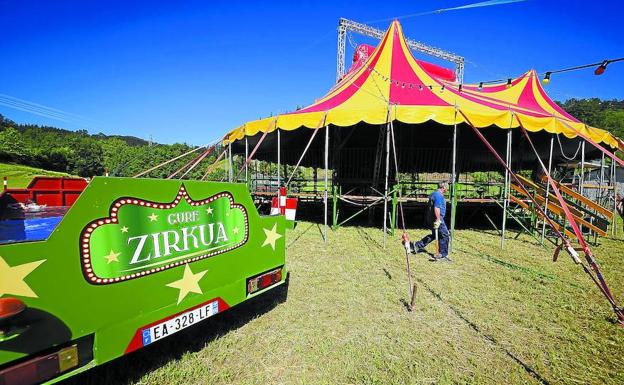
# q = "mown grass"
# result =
<box><xmin>0</xmin><ymin>162</ymin><xmax>72</xmax><ymax>188</ymax></box>
<box><xmin>69</xmin><ymin>223</ymin><xmax>624</xmax><ymax>385</ymax></box>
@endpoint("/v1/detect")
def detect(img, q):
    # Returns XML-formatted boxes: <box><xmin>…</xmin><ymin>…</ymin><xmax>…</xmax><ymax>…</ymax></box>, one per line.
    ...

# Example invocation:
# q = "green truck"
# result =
<box><xmin>0</xmin><ymin>177</ymin><xmax>289</xmax><ymax>385</ymax></box>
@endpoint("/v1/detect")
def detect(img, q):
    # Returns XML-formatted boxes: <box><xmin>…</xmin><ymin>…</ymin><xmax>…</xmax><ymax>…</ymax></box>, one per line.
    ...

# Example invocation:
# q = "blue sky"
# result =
<box><xmin>0</xmin><ymin>0</ymin><xmax>622</xmax><ymax>144</ymax></box>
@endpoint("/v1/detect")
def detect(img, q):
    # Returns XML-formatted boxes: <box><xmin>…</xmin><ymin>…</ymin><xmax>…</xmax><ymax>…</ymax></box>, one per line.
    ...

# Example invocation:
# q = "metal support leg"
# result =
<box><xmin>450</xmin><ymin>114</ymin><xmax>458</xmax><ymax>252</ymax></box>
<box><xmin>336</xmin><ymin>24</ymin><xmax>346</xmax><ymax>81</ymax></box>
<box><xmin>332</xmin><ymin>185</ymin><xmax>338</xmax><ymax>229</ymax></box>
<box><xmin>501</xmin><ymin>129</ymin><xmax>512</xmax><ymax>248</ymax></box>
<box><xmin>277</xmin><ymin>129</ymin><xmax>281</xmax><ymax>189</ymax></box>
<box><xmin>223</xmin><ymin>144</ymin><xmax>228</xmax><ymax>181</ymax></box>
<box><xmin>324</xmin><ymin>125</ymin><xmax>329</xmax><ymax>242</ymax></box>
<box><xmin>383</xmin><ymin>122</ymin><xmax>390</xmax><ymax>247</ymax></box>
<box><xmin>599</xmin><ymin>152</ymin><xmax>605</xmax><ymax>206</ymax></box>
<box><xmin>579</xmin><ymin>140</ymin><xmax>586</xmax><ymax>235</ymax></box>
<box><xmin>580</xmin><ymin>141</ymin><xmax>586</xmax><ymax>196</ymax></box>
<box><xmin>228</xmin><ymin>144</ymin><xmax>233</xmax><ymax>182</ymax></box>
<box><xmin>245</xmin><ymin>138</ymin><xmax>249</xmax><ymax>187</ymax></box>
<box><xmin>612</xmin><ymin>161</ymin><xmax>618</xmax><ymax>237</ymax></box>
<box><xmin>391</xmin><ymin>188</ymin><xmax>397</xmax><ymax>236</ymax></box>
<box><xmin>541</xmin><ymin>135</ymin><xmax>554</xmax><ymax>244</ymax></box>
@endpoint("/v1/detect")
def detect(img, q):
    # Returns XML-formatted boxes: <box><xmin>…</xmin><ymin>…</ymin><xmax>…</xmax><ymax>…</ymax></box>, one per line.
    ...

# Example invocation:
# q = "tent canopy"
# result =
<box><xmin>225</xmin><ymin>20</ymin><xmax>619</xmax><ymax>152</ymax></box>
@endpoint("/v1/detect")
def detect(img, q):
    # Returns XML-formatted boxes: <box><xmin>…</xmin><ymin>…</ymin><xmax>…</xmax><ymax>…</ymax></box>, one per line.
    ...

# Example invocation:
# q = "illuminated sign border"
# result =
<box><xmin>79</xmin><ymin>185</ymin><xmax>249</xmax><ymax>285</ymax></box>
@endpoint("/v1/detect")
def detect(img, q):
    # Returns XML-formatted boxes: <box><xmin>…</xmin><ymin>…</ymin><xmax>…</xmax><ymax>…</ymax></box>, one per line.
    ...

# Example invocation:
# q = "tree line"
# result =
<box><xmin>0</xmin><ymin>114</ymin><xmax>226</xmax><ymax>179</ymax></box>
<box><xmin>557</xmin><ymin>99</ymin><xmax>624</xmax><ymax>140</ymax></box>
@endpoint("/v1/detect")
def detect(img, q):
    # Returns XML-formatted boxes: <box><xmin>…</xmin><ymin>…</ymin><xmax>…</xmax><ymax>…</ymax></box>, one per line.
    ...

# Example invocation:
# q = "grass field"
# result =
<box><xmin>68</xmin><ymin>223</ymin><xmax>624</xmax><ymax>385</ymax></box>
<box><xmin>0</xmin><ymin>162</ymin><xmax>72</xmax><ymax>188</ymax></box>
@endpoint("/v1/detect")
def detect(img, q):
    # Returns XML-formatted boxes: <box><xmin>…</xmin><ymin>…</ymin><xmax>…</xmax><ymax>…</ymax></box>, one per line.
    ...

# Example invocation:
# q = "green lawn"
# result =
<box><xmin>0</xmin><ymin>162</ymin><xmax>73</xmax><ymax>188</ymax></box>
<box><xmin>68</xmin><ymin>224</ymin><xmax>624</xmax><ymax>385</ymax></box>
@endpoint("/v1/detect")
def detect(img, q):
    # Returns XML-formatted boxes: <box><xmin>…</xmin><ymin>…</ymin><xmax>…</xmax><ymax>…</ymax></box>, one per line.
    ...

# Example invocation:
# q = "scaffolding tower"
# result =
<box><xmin>336</xmin><ymin>18</ymin><xmax>465</xmax><ymax>83</ymax></box>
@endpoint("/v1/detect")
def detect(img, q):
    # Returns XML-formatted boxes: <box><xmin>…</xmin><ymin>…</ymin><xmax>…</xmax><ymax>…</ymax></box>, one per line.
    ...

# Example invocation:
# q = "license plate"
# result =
<box><xmin>141</xmin><ymin>300</ymin><xmax>218</xmax><ymax>346</ymax></box>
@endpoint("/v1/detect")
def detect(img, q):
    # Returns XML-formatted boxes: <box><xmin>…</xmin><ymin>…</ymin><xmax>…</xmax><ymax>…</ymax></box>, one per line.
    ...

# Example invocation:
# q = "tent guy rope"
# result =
<box><xmin>460</xmin><ymin>107</ymin><xmax>624</xmax><ymax>324</ymax></box>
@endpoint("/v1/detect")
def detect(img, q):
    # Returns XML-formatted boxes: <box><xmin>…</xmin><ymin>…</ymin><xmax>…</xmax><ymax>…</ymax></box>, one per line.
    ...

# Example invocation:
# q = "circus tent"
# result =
<box><xmin>224</xmin><ymin>20</ymin><xmax>620</xmax><ymax>173</ymax></box>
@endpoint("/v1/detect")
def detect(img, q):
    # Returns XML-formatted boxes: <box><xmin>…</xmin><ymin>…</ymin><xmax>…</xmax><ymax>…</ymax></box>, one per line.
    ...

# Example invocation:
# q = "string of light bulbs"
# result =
<box><xmin>475</xmin><ymin>57</ymin><xmax>624</xmax><ymax>89</ymax></box>
<box><xmin>355</xmin><ymin>57</ymin><xmax>624</xmax><ymax>94</ymax></box>
<box><xmin>369</xmin><ymin>67</ymin><xmax>447</xmax><ymax>91</ymax></box>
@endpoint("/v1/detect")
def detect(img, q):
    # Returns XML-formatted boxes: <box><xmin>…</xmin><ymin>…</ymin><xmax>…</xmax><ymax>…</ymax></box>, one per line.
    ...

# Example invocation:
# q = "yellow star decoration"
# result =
<box><xmin>0</xmin><ymin>256</ymin><xmax>45</xmax><ymax>298</ymax></box>
<box><xmin>148</xmin><ymin>213</ymin><xmax>158</xmax><ymax>222</ymax></box>
<box><xmin>232</xmin><ymin>226</ymin><xmax>239</xmax><ymax>235</ymax></box>
<box><xmin>166</xmin><ymin>264</ymin><xmax>208</xmax><ymax>304</ymax></box>
<box><xmin>262</xmin><ymin>224</ymin><xmax>282</xmax><ymax>251</ymax></box>
<box><xmin>120</xmin><ymin>226</ymin><xmax>129</xmax><ymax>233</ymax></box>
<box><xmin>104</xmin><ymin>250</ymin><xmax>120</xmax><ymax>264</ymax></box>
<box><xmin>206</xmin><ymin>207</ymin><xmax>213</xmax><ymax>215</ymax></box>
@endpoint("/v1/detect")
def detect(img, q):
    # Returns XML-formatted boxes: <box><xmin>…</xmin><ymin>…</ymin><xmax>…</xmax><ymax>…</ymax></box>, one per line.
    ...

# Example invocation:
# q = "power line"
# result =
<box><xmin>0</xmin><ymin>98</ymin><xmax>73</xmax><ymax>123</ymax></box>
<box><xmin>0</xmin><ymin>93</ymin><xmax>105</xmax><ymax>130</ymax></box>
<box><xmin>365</xmin><ymin>0</ymin><xmax>527</xmax><ymax>24</ymax></box>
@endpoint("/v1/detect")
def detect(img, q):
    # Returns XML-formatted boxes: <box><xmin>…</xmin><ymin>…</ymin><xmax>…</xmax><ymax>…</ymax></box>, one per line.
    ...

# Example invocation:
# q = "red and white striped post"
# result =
<box><xmin>271</xmin><ymin>186</ymin><xmax>298</xmax><ymax>220</ymax></box>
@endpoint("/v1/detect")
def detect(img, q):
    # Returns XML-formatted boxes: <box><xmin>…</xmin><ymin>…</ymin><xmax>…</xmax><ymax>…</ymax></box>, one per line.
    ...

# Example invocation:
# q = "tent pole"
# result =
<box><xmin>501</xmin><ymin>129</ymin><xmax>512</xmax><ymax>249</ymax></box>
<box><xmin>285</xmin><ymin>114</ymin><xmax>327</xmax><ymax>187</ymax></box>
<box><xmin>612</xmin><ymin>161</ymin><xmax>618</xmax><ymax>236</ymax></box>
<box><xmin>450</xmin><ymin>109</ymin><xmax>458</xmax><ymax>253</ymax></box>
<box><xmin>580</xmin><ymin>141</ymin><xmax>586</xmax><ymax>196</ymax></box>
<box><xmin>245</xmin><ymin>138</ymin><xmax>249</xmax><ymax>186</ymax></box>
<box><xmin>228</xmin><ymin>143</ymin><xmax>233</xmax><ymax>182</ymax></box>
<box><xmin>579</xmin><ymin>140</ymin><xmax>586</xmax><ymax>236</ymax></box>
<box><xmin>383</xmin><ymin>121</ymin><xmax>390</xmax><ymax>248</ymax></box>
<box><xmin>277</xmin><ymin>129</ymin><xmax>281</xmax><ymax>189</ymax></box>
<box><xmin>599</xmin><ymin>152</ymin><xmax>605</xmax><ymax>206</ymax></box>
<box><xmin>224</xmin><ymin>144</ymin><xmax>229</xmax><ymax>181</ymax></box>
<box><xmin>541</xmin><ymin>135</ymin><xmax>554</xmax><ymax>244</ymax></box>
<box><xmin>324</xmin><ymin>124</ymin><xmax>329</xmax><ymax>243</ymax></box>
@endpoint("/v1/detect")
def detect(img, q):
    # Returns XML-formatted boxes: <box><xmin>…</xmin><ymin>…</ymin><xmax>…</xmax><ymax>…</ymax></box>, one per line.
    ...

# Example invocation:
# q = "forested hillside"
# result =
<box><xmin>0</xmin><ymin>98</ymin><xmax>622</xmax><ymax>179</ymax></box>
<box><xmin>557</xmin><ymin>99</ymin><xmax>624</xmax><ymax>139</ymax></box>
<box><xmin>0</xmin><ymin>114</ymin><xmax>224</xmax><ymax>179</ymax></box>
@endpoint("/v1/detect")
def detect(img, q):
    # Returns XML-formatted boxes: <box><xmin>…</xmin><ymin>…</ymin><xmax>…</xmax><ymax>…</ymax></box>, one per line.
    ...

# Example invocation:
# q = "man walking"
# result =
<box><xmin>413</xmin><ymin>181</ymin><xmax>450</xmax><ymax>261</ymax></box>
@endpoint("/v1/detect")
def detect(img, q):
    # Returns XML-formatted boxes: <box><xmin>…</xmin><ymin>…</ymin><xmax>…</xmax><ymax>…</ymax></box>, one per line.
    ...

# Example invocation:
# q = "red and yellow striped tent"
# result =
<box><xmin>225</xmin><ymin>20</ymin><xmax>619</xmax><ymax>153</ymax></box>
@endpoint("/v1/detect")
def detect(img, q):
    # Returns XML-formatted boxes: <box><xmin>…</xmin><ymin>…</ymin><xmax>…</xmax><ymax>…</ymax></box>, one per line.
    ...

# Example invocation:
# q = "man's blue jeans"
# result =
<box><xmin>415</xmin><ymin>221</ymin><xmax>449</xmax><ymax>257</ymax></box>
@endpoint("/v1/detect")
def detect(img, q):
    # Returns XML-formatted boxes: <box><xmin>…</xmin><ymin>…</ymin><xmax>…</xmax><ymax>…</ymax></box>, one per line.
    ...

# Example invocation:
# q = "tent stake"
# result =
<box><xmin>409</xmin><ymin>283</ymin><xmax>417</xmax><ymax>311</ymax></box>
<box><xmin>541</xmin><ymin>135</ymin><xmax>554</xmax><ymax>244</ymax></box>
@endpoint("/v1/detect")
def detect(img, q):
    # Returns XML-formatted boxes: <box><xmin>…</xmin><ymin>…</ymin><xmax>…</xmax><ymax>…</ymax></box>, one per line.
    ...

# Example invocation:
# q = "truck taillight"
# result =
<box><xmin>0</xmin><ymin>297</ymin><xmax>26</xmax><ymax>320</ymax></box>
<box><xmin>247</xmin><ymin>268</ymin><xmax>282</xmax><ymax>295</ymax></box>
<box><xmin>0</xmin><ymin>344</ymin><xmax>79</xmax><ymax>385</ymax></box>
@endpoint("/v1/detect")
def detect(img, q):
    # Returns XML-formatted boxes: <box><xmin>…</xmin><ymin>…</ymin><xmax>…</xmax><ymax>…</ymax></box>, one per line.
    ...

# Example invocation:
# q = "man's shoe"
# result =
<box><xmin>433</xmin><ymin>254</ymin><xmax>452</xmax><ymax>262</ymax></box>
<box><xmin>411</xmin><ymin>242</ymin><xmax>426</xmax><ymax>254</ymax></box>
